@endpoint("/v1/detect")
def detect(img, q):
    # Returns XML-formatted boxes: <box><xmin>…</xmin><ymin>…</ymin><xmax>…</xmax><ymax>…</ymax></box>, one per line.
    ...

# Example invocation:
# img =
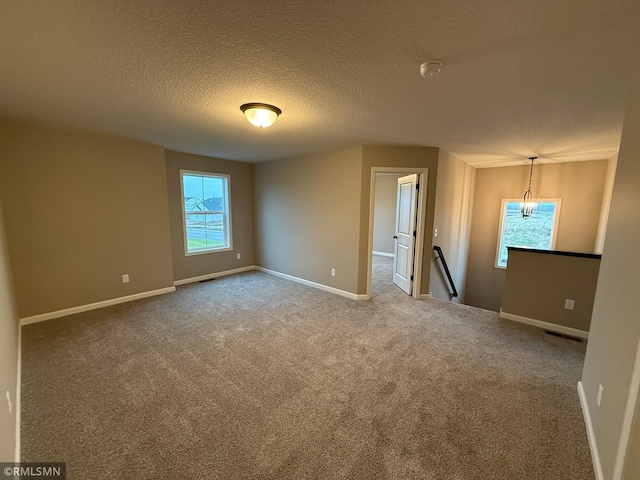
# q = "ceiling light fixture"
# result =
<box><xmin>240</xmin><ymin>103</ymin><xmax>281</xmax><ymax>128</ymax></box>
<box><xmin>521</xmin><ymin>156</ymin><xmax>538</xmax><ymax>218</ymax></box>
<box><xmin>419</xmin><ymin>60</ymin><xmax>443</xmax><ymax>78</ymax></box>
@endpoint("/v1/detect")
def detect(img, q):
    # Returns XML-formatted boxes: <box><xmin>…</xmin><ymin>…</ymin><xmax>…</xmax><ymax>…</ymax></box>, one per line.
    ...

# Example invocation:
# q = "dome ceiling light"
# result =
<box><xmin>240</xmin><ymin>103</ymin><xmax>281</xmax><ymax>128</ymax></box>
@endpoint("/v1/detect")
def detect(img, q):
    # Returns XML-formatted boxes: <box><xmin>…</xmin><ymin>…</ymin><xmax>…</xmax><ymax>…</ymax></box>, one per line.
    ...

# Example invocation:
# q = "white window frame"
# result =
<box><xmin>495</xmin><ymin>198</ymin><xmax>561</xmax><ymax>269</ymax></box>
<box><xmin>180</xmin><ymin>170</ymin><xmax>233</xmax><ymax>256</ymax></box>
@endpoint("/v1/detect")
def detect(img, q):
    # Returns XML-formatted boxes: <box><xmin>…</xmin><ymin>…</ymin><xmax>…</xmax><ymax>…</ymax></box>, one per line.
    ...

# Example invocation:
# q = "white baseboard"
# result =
<box><xmin>173</xmin><ymin>265</ymin><xmax>256</xmax><ymax>286</ymax></box>
<box><xmin>499</xmin><ymin>309</ymin><xmax>589</xmax><ymax>339</ymax></box>
<box><xmin>372</xmin><ymin>251</ymin><xmax>394</xmax><ymax>258</ymax></box>
<box><xmin>19</xmin><ymin>286</ymin><xmax>176</xmax><ymax>326</ymax></box>
<box><xmin>255</xmin><ymin>266</ymin><xmax>368</xmax><ymax>301</ymax></box>
<box><xmin>578</xmin><ymin>381</ymin><xmax>604</xmax><ymax>480</ymax></box>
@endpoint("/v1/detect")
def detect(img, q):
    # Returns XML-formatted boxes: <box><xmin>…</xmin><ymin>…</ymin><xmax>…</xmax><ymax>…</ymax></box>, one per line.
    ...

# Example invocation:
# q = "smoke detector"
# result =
<box><xmin>420</xmin><ymin>61</ymin><xmax>443</xmax><ymax>78</ymax></box>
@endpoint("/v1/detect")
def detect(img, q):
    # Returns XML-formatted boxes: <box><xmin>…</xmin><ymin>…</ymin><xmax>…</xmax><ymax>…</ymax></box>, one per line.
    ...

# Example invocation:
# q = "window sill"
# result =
<box><xmin>185</xmin><ymin>246</ymin><xmax>233</xmax><ymax>256</ymax></box>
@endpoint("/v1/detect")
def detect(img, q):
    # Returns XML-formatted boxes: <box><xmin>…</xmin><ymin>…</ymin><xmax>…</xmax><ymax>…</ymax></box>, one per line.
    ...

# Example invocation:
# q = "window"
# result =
<box><xmin>495</xmin><ymin>199</ymin><xmax>561</xmax><ymax>268</ymax></box>
<box><xmin>181</xmin><ymin>171</ymin><xmax>232</xmax><ymax>255</ymax></box>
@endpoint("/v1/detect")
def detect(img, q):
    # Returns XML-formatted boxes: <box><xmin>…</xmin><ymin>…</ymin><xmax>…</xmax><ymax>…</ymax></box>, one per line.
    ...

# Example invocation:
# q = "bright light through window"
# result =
<box><xmin>495</xmin><ymin>199</ymin><xmax>561</xmax><ymax>268</ymax></box>
<box><xmin>181</xmin><ymin>171</ymin><xmax>232</xmax><ymax>255</ymax></box>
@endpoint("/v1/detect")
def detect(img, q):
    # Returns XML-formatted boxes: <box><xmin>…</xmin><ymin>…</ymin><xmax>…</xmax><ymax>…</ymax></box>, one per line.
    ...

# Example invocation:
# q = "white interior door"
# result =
<box><xmin>393</xmin><ymin>174</ymin><xmax>418</xmax><ymax>295</ymax></box>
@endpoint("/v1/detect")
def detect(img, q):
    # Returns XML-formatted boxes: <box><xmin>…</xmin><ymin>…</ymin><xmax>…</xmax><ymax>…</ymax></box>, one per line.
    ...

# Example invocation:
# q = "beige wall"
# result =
<box><xmin>501</xmin><ymin>249</ymin><xmax>600</xmax><ymax>333</ymax></box>
<box><xmin>359</xmin><ymin>146</ymin><xmax>440</xmax><ymax>295</ymax></box>
<box><xmin>0</xmin><ymin>121</ymin><xmax>174</xmax><ymax>318</ymax></box>
<box><xmin>372</xmin><ymin>173</ymin><xmax>402</xmax><ymax>255</ymax></box>
<box><xmin>430</xmin><ymin>150</ymin><xmax>475</xmax><ymax>303</ymax></box>
<box><xmin>465</xmin><ymin>160</ymin><xmax>608</xmax><ymax>312</ymax></box>
<box><xmin>581</xmin><ymin>78</ymin><xmax>640</xmax><ymax>479</ymax></box>
<box><xmin>165</xmin><ymin>150</ymin><xmax>255</xmax><ymax>281</ymax></box>
<box><xmin>254</xmin><ymin>147</ymin><xmax>363</xmax><ymax>294</ymax></box>
<box><xmin>0</xmin><ymin>197</ymin><xmax>19</xmax><ymax>461</ymax></box>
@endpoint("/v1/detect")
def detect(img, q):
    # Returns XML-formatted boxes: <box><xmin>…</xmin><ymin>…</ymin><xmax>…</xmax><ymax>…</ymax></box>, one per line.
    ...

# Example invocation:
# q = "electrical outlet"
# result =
<box><xmin>331</xmin><ymin>268</ymin><xmax>336</xmax><ymax>277</ymax></box>
<box><xmin>6</xmin><ymin>390</ymin><xmax>12</xmax><ymax>415</ymax></box>
<box><xmin>122</xmin><ymin>274</ymin><xmax>129</xmax><ymax>283</ymax></box>
<box><xmin>597</xmin><ymin>384</ymin><xmax>604</xmax><ymax>407</ymax></box>
<box><xmin>564</xmin><ymin>299</ymin><xmax>575</xmax><ymax>310</ymax></box>
<box><xmin>236</xmin><ymin>253</ymin><xmax>241</xmax><ymax>260</ymax></box>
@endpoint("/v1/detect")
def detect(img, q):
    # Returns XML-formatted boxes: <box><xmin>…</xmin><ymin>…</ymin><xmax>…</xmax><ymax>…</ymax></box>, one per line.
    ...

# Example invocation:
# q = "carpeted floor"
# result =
<box><xmin>21</xmin><ymin>256</ymin><xmax>594</xmax><ymax>479</ymax></box>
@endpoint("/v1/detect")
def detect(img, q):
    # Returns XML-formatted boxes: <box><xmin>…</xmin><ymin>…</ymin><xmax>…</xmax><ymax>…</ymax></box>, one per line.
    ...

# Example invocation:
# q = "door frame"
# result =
<box><xmin>366</xmin><ymin>167</ymin><xmax>428</xmax><ymax>300</ymax></box>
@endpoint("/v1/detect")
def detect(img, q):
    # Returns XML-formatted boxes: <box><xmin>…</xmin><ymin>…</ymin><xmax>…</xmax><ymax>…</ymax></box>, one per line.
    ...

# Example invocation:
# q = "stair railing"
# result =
<box><xmin>433</xmin><ymin>246</ymin><xmax>458</xmax><ymax>300</ymax></box>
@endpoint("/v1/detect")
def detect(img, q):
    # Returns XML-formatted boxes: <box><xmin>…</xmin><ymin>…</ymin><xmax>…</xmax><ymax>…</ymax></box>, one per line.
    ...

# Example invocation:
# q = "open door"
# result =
<box><xmin>393</xmin><ymin>174</ymin><xmax>418</xmax><ymax>295</ymax></box>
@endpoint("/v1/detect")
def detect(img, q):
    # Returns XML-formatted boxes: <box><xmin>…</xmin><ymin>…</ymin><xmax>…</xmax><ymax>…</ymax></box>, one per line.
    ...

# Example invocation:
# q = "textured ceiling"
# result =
<box><xmin>1</xmin><ymin>1</ymin><xmax>640</xmax><ymax>167</ymax></box>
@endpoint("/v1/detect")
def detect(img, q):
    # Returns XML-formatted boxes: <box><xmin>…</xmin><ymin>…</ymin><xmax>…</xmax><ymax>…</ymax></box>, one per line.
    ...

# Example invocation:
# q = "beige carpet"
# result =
<box><xmin>21</xmin><ymin>256</ymin><xmax>594</xmax><ymax>479</ymax></box>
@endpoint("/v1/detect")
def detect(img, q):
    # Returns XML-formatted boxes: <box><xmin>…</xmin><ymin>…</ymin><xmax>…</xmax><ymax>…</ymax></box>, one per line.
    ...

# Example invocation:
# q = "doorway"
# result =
<box><xmin>367</xmin><ymin>168</ymin><xmax>428</xmax><ymax>300</ymax></box>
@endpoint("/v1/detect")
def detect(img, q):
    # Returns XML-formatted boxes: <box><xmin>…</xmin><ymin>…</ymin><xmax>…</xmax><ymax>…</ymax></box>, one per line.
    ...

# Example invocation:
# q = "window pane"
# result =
<box><xmin>185</xmin><ymin>213</ymin><xmax>207</xmax><ymax>250</ymax></box>
<box><xmin>183</xmin><ymin>175</ymin><xmax>205</xmax><ymax>203</ymax></box>
<box><xmin>185</xmin><ymin>213</ymin><xmax>226</xmax><ymax>251</ymax></box>
<box><xmin>204</xmin><ymin>213</ymin><xmax>225</xmax><ymax>248</ymax></box>
<box><xmin>498</xmin><ymin>201</ymin><xmax>557</xmax><ymax>267</ymax></box>
<box><xmin>202</xmin><ymin>177</ymin><xmax>225</xmax><ymax>212</ymax></box>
